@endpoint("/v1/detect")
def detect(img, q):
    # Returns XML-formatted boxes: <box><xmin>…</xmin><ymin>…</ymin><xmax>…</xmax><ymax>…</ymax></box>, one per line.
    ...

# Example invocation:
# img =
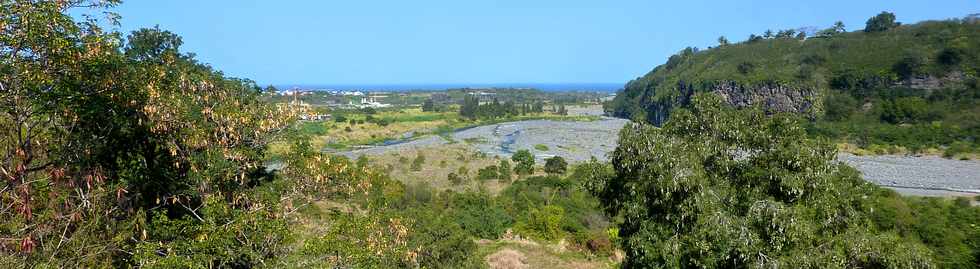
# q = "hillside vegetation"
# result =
<box><xmin>607</xmin><ymin>13</ymin><xmax>979</xmax><ymax>155</ymax></box>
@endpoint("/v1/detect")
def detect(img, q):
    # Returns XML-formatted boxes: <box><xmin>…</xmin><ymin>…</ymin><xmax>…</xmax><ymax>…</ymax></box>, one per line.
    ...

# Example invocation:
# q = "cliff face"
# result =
<box><xmin>711</xmin><ymin>81</ymin><xmax>818</xmax><ymax>115</ymax></box>
<box><xmin>606</xmin><ymin>19</ymin><xmax>978</xmax><ymax>126</ymax></box>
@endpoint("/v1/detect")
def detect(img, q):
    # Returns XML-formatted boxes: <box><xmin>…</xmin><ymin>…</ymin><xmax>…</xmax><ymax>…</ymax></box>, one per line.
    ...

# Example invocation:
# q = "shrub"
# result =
<box><xmin>823</xmin><ymin>92</ymin><xmax>858</xmax><ymax>121</ymax></box>
<box><xmin>511</xmin><ymin>150</ymin><xmax>535</xmax><ymax>175</ymax></box>
<box><xmin>587</xmin><ymin>94</ymin><xmax>934</xmax><ymax>267</ymax></box>
<box><xmin>448</xmin><ymin>192</ymin><xmax>513</xmax><ymax>239</ymax></box>
<box><xmin>544</xmin><ymin>156</ymin><xmax>568</xmax><ymax>175</ymax></box>
<box><xmin>534</xmin><ymin>144</ymin><xmax>549</xmax><ymax>151</ymax></box>
<box><xmin>448</xmin><ymin>172</ymin><xmax>463</xmax><ymax>185</ymax></box>
<box><xmin>411</xmin><ymin>153</ymin><xmax>426</xmax><ymax>171</ymax></box>
<box><xmin>498</xmin><ymin>159</ymin><xmax>513</xmax><ymax>183</ymax></box>
<box><xmin>865</xmin><ymin>11</ymin><xmax>899</xmax><ymax>32</ymax></box>
<box><xmin>880</xmin><ymin>96</ymin><xmax>928</xmax><ymax>124</ymax></box>
<box><xmin>515</xmin><ymin>205</ymin><xmax>565</xmax><ymax>241</ymax></box>
<box><xmin>943</xmin><ymin>141</ymin><xmax>973</xmax><ymax>159</ymax></box>
<box><xmin>477</xmin><ymin>165</ymin><xmax>499</xmax><ymax>181</ymax></box>
<box><xmin>736</xmin><ymin>61</ymin><xmax>755</xmax><ymax>75</ymax></box>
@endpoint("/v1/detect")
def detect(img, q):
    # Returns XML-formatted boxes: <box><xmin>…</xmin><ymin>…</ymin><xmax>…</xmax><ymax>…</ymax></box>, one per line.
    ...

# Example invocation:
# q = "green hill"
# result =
<box><xmin>607</xmin><ymin>13</ymin><xmax>979</xmax><ymax>154</ymax></box>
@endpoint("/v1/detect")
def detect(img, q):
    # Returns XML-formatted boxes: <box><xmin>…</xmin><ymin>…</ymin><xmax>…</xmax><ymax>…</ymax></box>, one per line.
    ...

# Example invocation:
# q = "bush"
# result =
<box><xmin>587</xmin><ymin>94</ymin><xmax>933</xmax><ymax>267</ymax></box>
<box><xmin>865</xmin><ymin>11</ymin><xmax>899</xmax><ymax>32</ymax></box>
<box><xmin>448</xmin><ymin>172</ymin><xmax>463</xmax><ymax>185</ymax></box>
<box><xmin>544</xmin><ymin>156</ymin><xmax>568</xmax><ymax>175</ymax></box>
<box><xmin>534</xmin><ymin>144</ymin><xmax>549</xmax><ymax>151</ymax></box>
<box><xmin>823</xmin><ymin>92</ymin><xmax>858</xmax><ymax>121</ymax></box>
<box><xmin>736</xmin><ymin>61</ymin><xmax>755</xmax><ymax>75</ymax></box>
<box><xmin>880</xmin><ymin>96</ymin><xmax>928</xmax><ymax>124</ymax></box>
<box><xmin>515</xmin><ymin>205</ymin><xmax>565</xmax><ymax>241</ymax></box>
<box><xmin>511</xmin><ymin>150</ymin><xmax>535</xmax><ymax>175</ymax></box>
<box><xmin>411</xmin><ymin>153</ymin><xmax>426</xmax><ymax>171</ymax></box>
<box><xmin>448</xmin><ymin>192</ymin><xmax>513</xmax><ymax>239</ymax></box>
<box><xmin>942</xmin><ymin>141</ymin><xmax>973</xmax><ymax>159</ymax></box>
<box><xmin>498</xmin><ymin>159</ymin><xmax>513</xmax><ymax>183</ymax></box>
<box><xmin>477</xmin><ymin>165</ymin><xmax>499</xmax><ymax>181</ymax></box>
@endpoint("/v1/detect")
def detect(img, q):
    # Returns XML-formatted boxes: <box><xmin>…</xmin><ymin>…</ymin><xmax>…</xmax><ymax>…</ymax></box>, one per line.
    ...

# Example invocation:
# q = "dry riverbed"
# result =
<box><xmin>333</xmin><ymin>109</ymin><xmax>979</xmax><ymax>197</ymax></box>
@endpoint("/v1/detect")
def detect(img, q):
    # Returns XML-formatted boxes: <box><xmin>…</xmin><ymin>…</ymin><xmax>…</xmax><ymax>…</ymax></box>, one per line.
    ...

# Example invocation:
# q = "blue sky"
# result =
<box><xmin>95</xmin><ymin>0</ymin><xmax>976</xmax><ymax>86</ymax></box>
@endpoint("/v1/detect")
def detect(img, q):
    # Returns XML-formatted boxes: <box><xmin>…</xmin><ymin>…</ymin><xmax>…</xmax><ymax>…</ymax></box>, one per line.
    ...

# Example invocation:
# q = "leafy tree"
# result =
<box><xmin>411</xmin><ymin>153</ymin><xmax>426</xmax><ymax>171</ymax></box>
<box><xmin>586</xmin><ymin>94</ymin><xmax>933</xmax><ymax>267</ymax></box>
<box><xmin>823</xmin><ymin>92</ymin><xmax>858</xmax><ymax>121</ymax></box>
<box><xmin>866</xmin><ymin>11</ymin><xmax>900</xmax><ymax>32</ymax></box>
<box><xmin>737</xmin><ymin>61</ymin><xmax>756</xmax><ymax>75</ymax></box>
<box><xmin>477</xmin><ymin>165</ymin><xmax>499</xmax><ymax>181</ymax></box>
<box><xmin>544</xmin><ymin>156</ymin><xmax>567</xmax><ymax>175</ymax></box>
<box><xmin>498</xmin><ymin>159</ymin><xmax>513</xmax><ymax>183</ymax></box>
<box><xmin>834</xmin><ymin>21</ymin><xmax>846</xmax><ymax>32</ymax></box>
<box><xmin>511</xmin><ymin>150</ymin><xmax>535</xmax><ymax>175</ymax></box>
<box><xmin>448</xmin><ymin>172</ymin><xmax>463</xmax><ymax>185</ymax></box>
<box><xmin>880</xmin><ymin>96</ymin><xmax>928</xmax><ymax>124</ymax></box>
<box><xmin>893</xmin><ymin>51</ymin><xmax>926</xmax><ymax>79</ymax></box>
<box><xmin>717</xmin><ymin>36</ymin><xmax>729</xmax><ymax>46</ymax></box>
<box><xmin>422</xmin><ymin>98</ymin><xmax>436</xmax><ymax>112</ymax></box>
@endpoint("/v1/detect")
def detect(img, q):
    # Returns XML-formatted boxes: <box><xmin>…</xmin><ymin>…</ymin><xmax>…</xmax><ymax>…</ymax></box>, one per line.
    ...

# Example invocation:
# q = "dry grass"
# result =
<box><xmin>478</xmin><ymin>239</ymin><xmax>617</xmax><ymax>269</ymax></box>
<box><xmin>361</xmin><ymin>143</ymin><xmax>550</xmax><ymax>194</ymax></box>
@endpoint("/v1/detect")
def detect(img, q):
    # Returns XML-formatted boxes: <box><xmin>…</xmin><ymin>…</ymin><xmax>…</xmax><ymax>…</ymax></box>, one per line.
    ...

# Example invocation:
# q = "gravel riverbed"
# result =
<box><xmin>333</xmin><ymin>115</ymin><xmax>979</xmax><ymax>197</ymax></box>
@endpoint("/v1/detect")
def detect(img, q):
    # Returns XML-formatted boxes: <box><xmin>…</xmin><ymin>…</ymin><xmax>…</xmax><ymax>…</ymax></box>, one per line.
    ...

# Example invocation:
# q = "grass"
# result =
<box><xmin>310</xmin><ymin>106</ymin><xmax>602</xmax><ymax>151</ymax></box>
<box><xmin>475</xmin><ymin>239</ymin><xmax>619</xmax><ymax>269</ymax></box>
<box><xmin>534</xmin><ymin>144</ymin><xmax>550</xmax><ymax>151</ymax></box>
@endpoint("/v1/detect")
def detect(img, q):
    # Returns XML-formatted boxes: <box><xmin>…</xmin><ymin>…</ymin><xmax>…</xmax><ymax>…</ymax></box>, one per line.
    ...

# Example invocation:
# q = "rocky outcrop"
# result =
<box><xmin>711</xmin><ymin>81</ymin><xmax>817</xmax><ymax>114</ymax></box>
<box><xmin>902</xmin><ymin>71</ymin><xmax>964</xmax><ymax>90</ymax></box>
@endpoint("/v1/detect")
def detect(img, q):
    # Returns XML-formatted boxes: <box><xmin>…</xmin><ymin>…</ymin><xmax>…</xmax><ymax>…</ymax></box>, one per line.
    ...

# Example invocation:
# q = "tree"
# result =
<box><xmin>264</xmin><ymin>85</ymin><xmax>279</xmax><ymax>95</ymax></box>
<box><xmin>498</xmin><ymin>159</ymin><xmax>513</xmax><ymax>183</ymax></box>
<box><xmin>747</xmin><ymin>34</ymin><xmax>763</xmax><ymax>43</ymax></box>
<box><xmin>544</xmin><ymin>156</ymin><xmax>567</xmax><ymax>175</ymax></box>
<box><xmin>763</xmin><ymin>29</ymin><xmax>774</xmax><ymax>39</ymax></box>
<box><xmin>823</xmin><ymin>92</ymin><xmax>858</xmax><ymax>121</ymax></box>
<box><xmin>586</xmin><ymin>93</ymin><xmax>933</xmax><ymax>267</ymax></box>
<box><xmin>411</xmin><ymin>153</ymin><xmax>426</xmax><ymax>171</ymax></box>
<box><xmin>717</xmin><ymin>36</ymin><xmax>729</xmax><ymax>46</ymax></box>
<box><xmin>833</xmin><ymin>21</ymin><xmax>846</xmax><ymax>32</ymax></box>
<box><xmin>460</xmin><ymin>95</ymin><xmax>479</xmax><ymax>119</ymax></box>
<box><xmin>865</xmin><ymin>11</ymin><xmax>899</xmax><ymax>32</ymax></box>
<box><xmin>422</xmin><ymin>98</ymin><xmax>436</xmax><ymax>112</ymax></box>
<box><xmin>477</xmin><ymin>165</ymin><xmax>499</xmax><ymax>181</ymax></box>
<box><xmin>448</xmin><ymin>172</ymin><xmax>463</xmax><ymax>185</ymax></box>
<box><xmin>511</xmin><ymin>150</ymin><xmax>535</xmax><ymax>175</ymax></box>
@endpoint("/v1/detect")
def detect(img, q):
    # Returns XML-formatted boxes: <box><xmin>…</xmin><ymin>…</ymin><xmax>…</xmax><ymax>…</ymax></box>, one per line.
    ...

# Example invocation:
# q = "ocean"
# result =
<box><xmin>273</xmin><ymin>83</ymin><xmax>622</xmax><ymax>92</ymax></box>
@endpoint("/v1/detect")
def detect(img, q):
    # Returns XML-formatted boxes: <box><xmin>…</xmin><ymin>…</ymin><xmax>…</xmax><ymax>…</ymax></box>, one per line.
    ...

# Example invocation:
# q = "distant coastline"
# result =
<box><xmin>272</xmin><ymin>82</ymin><xmax>622</xmax><ymax>92</ymax></box>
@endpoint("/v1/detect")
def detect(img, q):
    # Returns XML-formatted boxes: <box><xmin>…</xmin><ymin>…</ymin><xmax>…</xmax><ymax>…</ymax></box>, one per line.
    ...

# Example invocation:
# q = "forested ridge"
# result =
<box><xmin>606</xmin><ymin>12</ymin><xmax>979</xmax><ymax>156</ymax></box>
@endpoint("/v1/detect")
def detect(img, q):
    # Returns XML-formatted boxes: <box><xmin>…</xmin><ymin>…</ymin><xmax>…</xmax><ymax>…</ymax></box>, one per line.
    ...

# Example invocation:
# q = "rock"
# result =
<box><xmin>902</xmin><ymin>71</ymin><xmax>964</xmax><ymax>90</ymax></box>
<box><xmin>711</xmin><ymin>81</ymin><xmax>817</xmax><ymax>114</ymax></box>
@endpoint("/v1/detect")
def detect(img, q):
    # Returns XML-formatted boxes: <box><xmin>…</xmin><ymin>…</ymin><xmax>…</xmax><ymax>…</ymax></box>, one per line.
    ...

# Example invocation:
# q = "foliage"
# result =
<box><xmin>515</xmin><ymin>205</ymin><xmax>565</xmax><ymax>241</ymax></box>
<box><xmin>477</xmin><ymin>165</ymin><xmax>500</xmax><ymax>181</ymax></box>
<box><xmin>410</xmin><ymin>153</ymin><xmax>426</xmax><ymax>172</ymax></box>
<box><xmin>511</xmin><ymin>150</ymin><xmax>536</xmax><ymax>175</ymax></box>
<box><xmin>544</xmin><ymin>156</ymin><xmax>568</xmax><ymax>175</ymax></box>
<box><xmin>498</xmin><ymin>159</ymin><xmax>513</xmax><ymax>183</ymax></box>
<box><xmin>589</xmin><ymin>94</ymin><xmax>934</xmax><ymax>267</ymax></box>
<box><xmin>0</xmin><ymin>2</ymin><xmax>304</xmax><ymax>266</ymax></box>
<box><xmin>606</xmin><ymin>14</ymin><xmax>979</xmax><ymax>151</ymax></box>
<box><xmin>866</xmin><ymin>11</ymin><xmax>900</xmax><ymax>32</ymax></box>
<box><xmin>823</xmin><ymin>91</ymin><xmax>858</xmax><ymax>121</ymax></box>
<box><xmin>534</xmin><ymin>144</ymin><xmax>550</xmax><ymax>151</ymax></box>
<box><xmin>869</xmin><ymin>189</ymin><xmax>980</xmax><ymax>269</ymax></box>
<box><xmin>447</xmin><ymin>192</ymin><xmax>513</xmax><ymax>239</ymax></box>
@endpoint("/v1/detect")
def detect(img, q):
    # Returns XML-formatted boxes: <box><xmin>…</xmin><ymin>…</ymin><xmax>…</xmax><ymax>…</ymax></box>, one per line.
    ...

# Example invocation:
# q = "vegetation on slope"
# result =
<box><xmin>606</xmin><ymin>13</ymin><xmax>979</xmax><ymax>154</ymax></box>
